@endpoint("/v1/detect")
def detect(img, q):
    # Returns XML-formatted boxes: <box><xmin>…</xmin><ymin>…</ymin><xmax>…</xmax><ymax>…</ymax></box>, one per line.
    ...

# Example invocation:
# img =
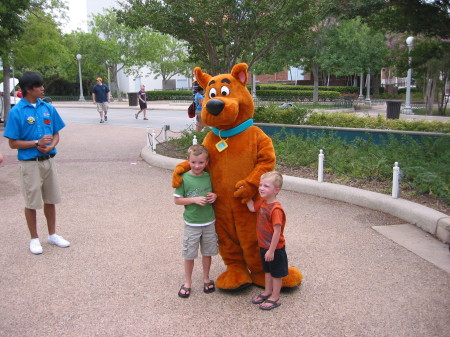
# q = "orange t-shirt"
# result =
<box><xmin>254</xmin><ymin>199</ymin><xmax>286</xmax><ymax>250</ymax></box>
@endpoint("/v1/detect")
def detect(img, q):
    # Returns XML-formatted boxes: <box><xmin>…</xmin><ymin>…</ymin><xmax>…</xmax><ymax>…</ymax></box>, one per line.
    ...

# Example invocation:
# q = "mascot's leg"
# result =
<box><xmin>234</xmin><ymin>205</ymin><xmax>265</xmax><ymax>287</ymax></box>
<box><xmin>214</xmin><ymin>202</ymin><xmax>252</xmax><ymax>290</ymax></box>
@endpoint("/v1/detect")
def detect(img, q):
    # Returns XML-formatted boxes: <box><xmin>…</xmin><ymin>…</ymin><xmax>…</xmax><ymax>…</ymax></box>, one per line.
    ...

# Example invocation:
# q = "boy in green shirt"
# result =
<box><xmin>174</xmin><ymin>145</ymin><xmax>218</xmax><ymax>298</ymax></box>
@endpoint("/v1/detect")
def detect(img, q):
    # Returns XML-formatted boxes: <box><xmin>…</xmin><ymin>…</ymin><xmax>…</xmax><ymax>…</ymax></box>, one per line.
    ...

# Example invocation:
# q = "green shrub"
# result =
<box><xmin>272</xmin><ymin>132</ymin><xmax>449</xmax><ymax>203</ymax></box>
<box><xmin>147</xmin><ymin>90</ymin><xmax>192</xmax><ymax>100</ymax></box>
<box><xmin>254</xmin><ymin>104</ymin><xmax>311</xmax><ymax>124</ymax></box>
<box><xmin>253</xmin><ymin>84</ymin><xmax>360</xmax><ymax>94</ymax></box>
<box><xmin>256</xmin><ymin>90</ymin><xmax>341</xmax><ymax>101</ymax></box>
<box><xmin>253</xmin><ymin>108</ymin><xmax>450</xmax><ymax>133</ymax></box>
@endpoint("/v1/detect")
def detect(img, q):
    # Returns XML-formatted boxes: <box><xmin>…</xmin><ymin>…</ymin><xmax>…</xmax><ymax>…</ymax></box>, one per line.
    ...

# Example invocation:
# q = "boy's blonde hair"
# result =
<box><xmin>260</xmin><ymin>171</ymin><xmax>283</xmax><ymax>188</ymax></box>
<box><xmin>187</xmin><ymin>144</ymin><xmax>209</xmax><ymax>159</ymax></box>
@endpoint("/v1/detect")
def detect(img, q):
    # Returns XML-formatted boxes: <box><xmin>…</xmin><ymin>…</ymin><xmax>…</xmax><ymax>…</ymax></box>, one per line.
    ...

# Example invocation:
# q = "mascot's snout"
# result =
<box><xmin>206</xmin><ymin>99</ymin><xmax>224</xmax><ymax>116</ymax></box>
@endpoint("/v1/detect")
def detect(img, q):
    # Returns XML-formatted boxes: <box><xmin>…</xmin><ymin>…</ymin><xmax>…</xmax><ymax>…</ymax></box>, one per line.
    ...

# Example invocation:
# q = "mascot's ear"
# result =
<box><xmin>194</xmin><ymin>67</ymin><xmax>212</xmax><ymax>90</ymax></box>
<box><xmin>231</xmin><ymin>63</ymin><xmax>248</xmax><ymax>86</ymax></box>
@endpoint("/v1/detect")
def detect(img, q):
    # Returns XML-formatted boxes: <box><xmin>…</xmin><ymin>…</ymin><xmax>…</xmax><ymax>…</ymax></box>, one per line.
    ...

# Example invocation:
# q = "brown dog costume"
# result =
<box><xmin>173</xmin><ymin>63</ymin><xmax>302</xmax><ymax>290</ymax></box>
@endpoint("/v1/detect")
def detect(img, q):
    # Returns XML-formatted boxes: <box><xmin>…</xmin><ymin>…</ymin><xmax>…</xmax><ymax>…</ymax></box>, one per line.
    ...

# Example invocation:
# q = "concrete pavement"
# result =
<box><xmin>0</xmin><ymin>102</ymin><xmax>449</xmax><ymax>336</ymax></box>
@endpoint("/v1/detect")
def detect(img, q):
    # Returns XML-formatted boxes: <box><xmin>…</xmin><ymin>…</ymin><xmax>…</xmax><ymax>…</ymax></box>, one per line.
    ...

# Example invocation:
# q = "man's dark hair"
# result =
<box><xmin>19</xmin><ymin>72</ymin><xmax>44</xmax><ymax>97</ymax></box>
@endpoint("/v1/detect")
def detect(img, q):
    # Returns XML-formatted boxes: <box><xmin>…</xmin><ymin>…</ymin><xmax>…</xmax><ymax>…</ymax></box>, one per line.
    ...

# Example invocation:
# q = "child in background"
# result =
<box><xmin>174</xmin><ymin>144</ymin><xmax>218</xmax><ymax>298</ymax></box>
<box><xmin>246</xmin><ymin>171</ymin><xmax>288</xmax><ymax>310</ymax></box>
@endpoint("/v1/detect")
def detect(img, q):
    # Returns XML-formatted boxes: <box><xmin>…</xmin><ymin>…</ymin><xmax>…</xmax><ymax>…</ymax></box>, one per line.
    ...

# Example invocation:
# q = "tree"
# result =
<box><xmin>323</xmin><ymin>0</ymin><xmax>450</xmax><ymax>38</ymax></box>
<box><xmin>144</xmin><ymin>34</ymin><xmax>192</xmax><ymax>89</ymax></box>
<box><xmin>116</xmin><ymin>0</ymin><xmax>315</xmax><ymax>75</ymax></box>
<box><xmin>1</xmin><ymin>0</ymin><xmax>67</xmax><ymax>121</ymax></box>
<box><xmin>319</xmin><ymin>18</ymin><xmax>389</xmax><ymax>97</ymax></box>
<box><xmin>11</xmin><ymin>10</ymin><xmax>70</xmax><ymax>79</ymax></box>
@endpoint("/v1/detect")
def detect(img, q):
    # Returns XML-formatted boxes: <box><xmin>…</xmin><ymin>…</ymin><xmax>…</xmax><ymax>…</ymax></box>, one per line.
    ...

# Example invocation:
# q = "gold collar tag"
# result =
<box><xmin>216</xmin><ymin>139</ymin><xmax>228</xmax><ymax>152</ymax></box>
<box><xmin>215</xmin><ymin>131</ymin><xmax>228</xmax><ymax>152</ymax></box>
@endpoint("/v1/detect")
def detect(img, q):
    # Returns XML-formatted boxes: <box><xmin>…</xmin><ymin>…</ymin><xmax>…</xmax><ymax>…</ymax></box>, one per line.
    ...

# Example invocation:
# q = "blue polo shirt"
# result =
<box><xmin>4</xmin><ymin>98</ymin><xmax>66</xmax><ymax>160</ymax></box>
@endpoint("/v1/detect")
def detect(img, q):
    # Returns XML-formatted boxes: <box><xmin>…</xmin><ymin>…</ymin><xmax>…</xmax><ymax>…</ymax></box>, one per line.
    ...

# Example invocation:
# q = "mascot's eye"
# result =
<box><xmin>221</xmin><ymin>86</ymin><xmax>230</xmax><ymax>96</ymax></box>
<box><xmin>209</xmin><ymin>88</ymin><xmax>217</xmax><ymax>98</ymax></box>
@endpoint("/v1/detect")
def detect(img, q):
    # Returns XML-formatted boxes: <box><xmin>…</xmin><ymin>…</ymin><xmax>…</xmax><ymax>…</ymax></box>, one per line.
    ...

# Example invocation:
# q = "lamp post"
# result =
<box><xmin>403</xmin><ymin>36</ymin><xmax>414</xmax><ymax>115</ymax></box>
<box><xmin>76</xmin><ymin>54</ymin><xmax>85</xmax><ymax>102</ymax></box>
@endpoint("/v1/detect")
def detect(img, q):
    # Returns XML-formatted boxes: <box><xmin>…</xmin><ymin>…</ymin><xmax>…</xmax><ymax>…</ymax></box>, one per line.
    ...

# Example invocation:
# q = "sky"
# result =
<box><xmin>63</xmin><ymin>0</ymin><xmax>88</xmax><ymax>33</ymax></box>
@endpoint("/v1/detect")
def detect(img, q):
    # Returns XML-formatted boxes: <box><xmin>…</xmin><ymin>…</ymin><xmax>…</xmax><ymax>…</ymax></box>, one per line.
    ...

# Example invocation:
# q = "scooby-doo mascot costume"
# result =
<box><xmin>173</xmin><ymin>63</ymin><xmax>302</xmax><ymax>290</ymax></box>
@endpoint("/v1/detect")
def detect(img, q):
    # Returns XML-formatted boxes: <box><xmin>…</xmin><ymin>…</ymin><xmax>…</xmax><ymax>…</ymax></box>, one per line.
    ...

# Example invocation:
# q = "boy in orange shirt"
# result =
<box><xmin>246</xmin><ymin>171</ymin><xmax>288</xmax><ymax>310</ymax></box>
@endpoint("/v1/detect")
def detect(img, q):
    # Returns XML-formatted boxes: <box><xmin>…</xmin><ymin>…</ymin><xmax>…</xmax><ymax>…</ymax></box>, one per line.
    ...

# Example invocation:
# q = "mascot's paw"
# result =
<box><xmin>216</xmin><ymin>266</ymin><xmax>252</xmax><ymax>291</ymax></box>
<box><xmin>234</xmin><ymin>180</ymin><xmax>258</xmax><ymax>202</ymax></box>
<box><xmin>250</xmin><ymin>271</ymin><xmax>265</xmax><ymax>288</ymax></box>
<box><xmin>282</xmin><ymin>267</ymin><xmax>303</xmax><ymax>288</ymax></box>
<box><xmin>172</xmin><ymin>162</ymin><xmax>190</xmax><ymax>188</ymax></box>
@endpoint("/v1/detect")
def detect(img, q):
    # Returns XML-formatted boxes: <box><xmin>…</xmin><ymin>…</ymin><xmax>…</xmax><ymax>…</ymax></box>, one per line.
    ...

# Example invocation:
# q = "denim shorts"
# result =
<box><xmin>260</xmin><ymin>246</ymin><xmax>289</xmax><ymax>278</ymax></box>
<box><xmin>182</xmin><ymin>223</ymin><xmax>218</xmax><ymax>260</ymax></box>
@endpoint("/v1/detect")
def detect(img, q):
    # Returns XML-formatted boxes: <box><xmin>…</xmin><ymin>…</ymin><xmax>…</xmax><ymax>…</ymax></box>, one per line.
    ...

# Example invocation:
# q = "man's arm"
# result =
<box><xmin>8</xmin><ymin>134</ymin><xmax>53</xmax><ymax>150</ymax></box>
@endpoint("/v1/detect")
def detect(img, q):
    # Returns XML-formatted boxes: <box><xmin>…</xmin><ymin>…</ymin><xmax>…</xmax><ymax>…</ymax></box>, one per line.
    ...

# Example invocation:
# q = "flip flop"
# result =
<box><xmin>203</xmin><ymin>280</ymin><xmax>215</xmax><ymax>293</ymax></box>
<box><xmin>251</xmin><ymin>293</ymin><xmax>272</xmax><ymax>304</ymax></box>
<box><xmin>259</xmin><ymin>299</ymin><xmax>281</xmax><ymax>310</ymax></box>
<box><xmin>178</xmin><ymin>285</ymin><xmax>191</xmax><ymax>298</ymax></box>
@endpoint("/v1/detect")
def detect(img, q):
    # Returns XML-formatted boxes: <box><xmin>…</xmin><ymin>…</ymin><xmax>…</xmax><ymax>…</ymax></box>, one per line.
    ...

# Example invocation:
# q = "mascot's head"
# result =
<box><xmin>194</xmin><ymin>63</ymin><xmax>254</xmax><ymax>131</ymax></box>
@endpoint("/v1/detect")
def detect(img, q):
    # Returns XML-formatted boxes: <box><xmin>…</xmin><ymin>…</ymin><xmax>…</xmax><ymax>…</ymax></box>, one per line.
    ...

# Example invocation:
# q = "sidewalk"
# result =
<box><xmin>1</xmin><ymin>120</ymin><xmax>449</xmax><ymax>336</ymax></box>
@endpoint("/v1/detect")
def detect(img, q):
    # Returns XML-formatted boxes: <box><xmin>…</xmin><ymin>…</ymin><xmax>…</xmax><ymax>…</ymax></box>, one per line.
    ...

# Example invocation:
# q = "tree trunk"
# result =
<box><xmin>424</xmin><ymin>72</ymin><xmax>438</xmax><ymax>115</ymax></box>
<box><xmin>312</xmin><ymin>62</ymin><xmax>319</xmax><ymax>104</ymax></box>
<box><xmin>372</xmin><ymin>73</ymin><xmax>380</xmax><ymax>95</ymax></box>
<box><xmin>437</xmin><ymin>73</ymin><xmax>447</xmax><ymax>115</ymax></box>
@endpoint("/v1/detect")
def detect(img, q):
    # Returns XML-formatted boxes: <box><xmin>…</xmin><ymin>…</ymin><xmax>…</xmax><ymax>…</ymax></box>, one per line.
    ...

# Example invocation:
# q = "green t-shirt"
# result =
<box><xmin>174</xmin><ymin>171</ymin><xmax>215</xmax><ymax>226</ymax></box>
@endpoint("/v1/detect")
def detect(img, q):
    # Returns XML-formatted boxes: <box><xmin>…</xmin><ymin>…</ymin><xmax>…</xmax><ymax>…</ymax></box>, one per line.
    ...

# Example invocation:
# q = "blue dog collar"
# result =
<box><xmin>211</xmin><ymin>119</ymin><xmax>254</xmax><ymax>137</ymax></box>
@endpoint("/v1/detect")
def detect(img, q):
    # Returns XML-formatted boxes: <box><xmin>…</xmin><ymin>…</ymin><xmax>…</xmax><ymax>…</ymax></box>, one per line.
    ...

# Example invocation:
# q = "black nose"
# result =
<box><xmin>206</xmin><ymin>99</ymin><xmax>224</xmax><ymax>116</ymax></box>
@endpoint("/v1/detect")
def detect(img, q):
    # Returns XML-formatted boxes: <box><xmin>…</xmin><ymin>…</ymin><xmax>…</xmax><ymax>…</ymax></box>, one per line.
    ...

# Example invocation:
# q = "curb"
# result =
<box><xmin>141</xmin><ymin>146</ymin><xmax>450</xmax><ymax>244</ymax></box>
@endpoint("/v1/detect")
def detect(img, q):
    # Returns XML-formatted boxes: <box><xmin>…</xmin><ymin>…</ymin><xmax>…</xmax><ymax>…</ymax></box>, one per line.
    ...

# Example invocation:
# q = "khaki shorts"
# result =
<box><xmin>182</xmin><ymin>223</ymin><xmax>218</xmax><ymax>260</ymax></box>
<box><xmin>19</xmin><ymin>158</ymin><xmax>61</xmax><ymax>209</ymax></box>
<box><xmin>96</xmin><ymin>102</ymin><xmax>109</xmax><ymax>113</ymax></box>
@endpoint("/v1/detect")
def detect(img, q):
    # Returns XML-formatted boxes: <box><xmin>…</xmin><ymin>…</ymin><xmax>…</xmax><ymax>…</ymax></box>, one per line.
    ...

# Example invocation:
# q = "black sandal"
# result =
<box><xmin>203</xmin><ymin>280</ymin><xmax>215</xmax><ymax>293</ymax></box>
<box><xmin>251</xmin><ymin>293</ymin><xmax>271</xmax><ymax>304</ymax></box>
<box><xmin>178</xmin><ymin>285</ymin><xmax>191</xmax><ymax>298</ymax></box>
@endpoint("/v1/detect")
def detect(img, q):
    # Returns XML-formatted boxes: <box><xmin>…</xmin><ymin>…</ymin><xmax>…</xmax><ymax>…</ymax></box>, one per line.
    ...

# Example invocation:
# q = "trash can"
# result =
<box><xmin>386</xmin><ymin>100</ymin><xmax>402</xmax><ymax>119</ymax></box>
<box><xmin>127</xmin><ymin>92</ymin><xmax>138</xmax><ymax>106</ymax></box>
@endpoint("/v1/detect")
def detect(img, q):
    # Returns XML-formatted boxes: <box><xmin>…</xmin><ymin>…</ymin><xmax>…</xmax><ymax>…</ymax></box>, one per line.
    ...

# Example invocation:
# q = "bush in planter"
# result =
<box><xmin>254</xmin><ymin>104</ymin><xmax>311</xmax><ymax>124</ymax></box>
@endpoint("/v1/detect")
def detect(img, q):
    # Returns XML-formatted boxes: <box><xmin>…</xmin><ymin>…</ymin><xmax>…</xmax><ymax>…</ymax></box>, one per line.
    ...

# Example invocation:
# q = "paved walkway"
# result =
<box><xmin>0</xmin><ymin>106</ymin><xmax>449</xmax><ymax>337</ymax></box>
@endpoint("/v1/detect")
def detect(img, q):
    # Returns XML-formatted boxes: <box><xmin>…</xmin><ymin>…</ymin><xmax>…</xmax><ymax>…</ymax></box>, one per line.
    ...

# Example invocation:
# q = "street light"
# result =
<box><xmin>403</xmin><ymin>36</ymin><xmax>414</xmax><ymax>115</ymax></box>
<box><xmin>76</xmin><ymin>54</ymin><xmax>85</xmax><ymax>102</ymax></box>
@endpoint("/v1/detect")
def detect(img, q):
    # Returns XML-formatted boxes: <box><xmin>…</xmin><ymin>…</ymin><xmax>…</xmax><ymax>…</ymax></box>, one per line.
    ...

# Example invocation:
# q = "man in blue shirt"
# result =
<box><xmin>4</xmin><ymin>72</ymin><xmax>70</xmax><ymax>255</ymax></box>
<box><xmin>92</xmin><ymin>77</ymin><xmax>110</xmax><ymax>123</ymax></box>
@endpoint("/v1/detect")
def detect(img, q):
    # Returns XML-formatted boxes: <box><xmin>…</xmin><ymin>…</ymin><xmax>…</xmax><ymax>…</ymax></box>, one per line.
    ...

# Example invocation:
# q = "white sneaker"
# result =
<box><xmin>48</xmin><ymin>234</ymin><xmax>70</xmax><ymax>248</ymax></box>
<box><xmin>30</xmin><ymin>239</ymin><xmax>43</xmax><ymax>255</ymax></box>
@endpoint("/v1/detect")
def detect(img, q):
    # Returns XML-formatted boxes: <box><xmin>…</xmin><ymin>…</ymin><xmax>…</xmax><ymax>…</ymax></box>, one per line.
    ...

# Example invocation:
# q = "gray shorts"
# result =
<box><xmin>96</xmin><ymin>102</ymin><xmax>108</xmax><ymax>113</ymax></box>
<box><xmin>182</xmin><ymin>223</ymin><xmax>218</xmax><ymax>260</ymax></box>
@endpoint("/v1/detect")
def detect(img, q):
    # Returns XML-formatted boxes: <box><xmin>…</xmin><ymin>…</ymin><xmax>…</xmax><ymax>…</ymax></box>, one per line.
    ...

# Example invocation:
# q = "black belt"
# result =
<box><xmin>22</xmin><ymin>154</ymin><xmax>56</xmax><ymax>161</ymax></box>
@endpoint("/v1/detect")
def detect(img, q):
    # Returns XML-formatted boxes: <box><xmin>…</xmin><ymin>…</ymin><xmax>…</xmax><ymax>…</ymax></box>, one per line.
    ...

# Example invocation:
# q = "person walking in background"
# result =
<box><xmin>135</xmin><ymin>85</ymin><xmax>148</xmax><ymax>120</ymax></box>
<box><xmin>194</xmin><ymin>87</ymin><xmax>205</xmax><ymax>132</ymax></box>
<box><xmin>92</xmin><ymin>77</ymin><xmax>110</xmax><ymax>123</ymax></box>
<box><xmin>3</xmin><ymin>71</ymin><xmax>70</xmax><ymax>255</ymax></box>
<box><xmin>246</xmin><ymin>171</ymin><xmax>289</xmax><ymax>310</ymax></box>
<box><xmin>174</xmin><ymin>144</ymin><xmax>218</xmax><ymax>298</ymax></box>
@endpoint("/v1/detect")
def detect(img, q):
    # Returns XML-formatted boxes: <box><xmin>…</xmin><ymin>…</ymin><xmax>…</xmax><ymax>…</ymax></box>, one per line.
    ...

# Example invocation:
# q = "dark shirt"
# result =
<box><xmin>92</xmin><ymin>84</ymin><xmax>110</xmax><ymax>103</ymax></box>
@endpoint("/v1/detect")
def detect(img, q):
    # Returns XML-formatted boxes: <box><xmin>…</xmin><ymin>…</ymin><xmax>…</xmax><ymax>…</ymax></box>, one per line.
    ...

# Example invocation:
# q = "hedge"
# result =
<box><xmin>256</xmin><ymin>90</ymin><xmax>341</xmax><ymax>101</ymax></box>
<box><xmin>147</xmin><ymin>90</ymin><xmax>192</xmax><ymax>100</ymax></box>
<box><xmin>253</xmin><ymin>84</ymin><xmax>360</xmax><ymax>94</ymax></box>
